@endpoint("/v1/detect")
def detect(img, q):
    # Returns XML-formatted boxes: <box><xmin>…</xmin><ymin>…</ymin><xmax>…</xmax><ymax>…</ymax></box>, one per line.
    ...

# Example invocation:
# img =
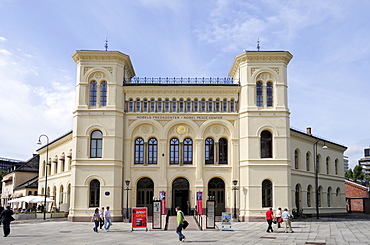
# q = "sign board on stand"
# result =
<box><xmin>206</xmin><ymin>200</ymin><xmax>215</xmax><ymax>229</ymax></box>
<box><xmin>221</xmin><ymin>212</ymin><xmax>233</xmax><ymax>231</ymax></box>
<box><xmin>152</xmin><ymin>201</ymin><xmax>161</xmax><ymax>229</ymax></box>
<box><xmin>132</xmin><ymin>207</ymin><xmax>148</xmax><ymax>232</ymax></box>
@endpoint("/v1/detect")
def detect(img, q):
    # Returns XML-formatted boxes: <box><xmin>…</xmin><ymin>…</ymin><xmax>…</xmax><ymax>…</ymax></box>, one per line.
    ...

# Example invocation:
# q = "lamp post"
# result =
<box><xmin>313</xmin><ymin>139</ymin><xmax>327</xmax><ymax>219</ymax></box>
<box><xmin>232</xmin><ymin>180</ymin><xmax>239</xmax><ymax>220</ymax></box>
<box><xmin>37</xmin><ymin>134</ymin><xmax>49</xmax><ymax>220</ymax></box>
<box><xmin>125</xmin><ymin>180</ymin><xmax>131</xmax><ymax>222</ymax></box>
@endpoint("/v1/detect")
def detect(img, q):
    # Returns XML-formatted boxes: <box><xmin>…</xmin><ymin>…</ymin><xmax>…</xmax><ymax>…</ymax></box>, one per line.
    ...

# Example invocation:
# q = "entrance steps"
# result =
<box><xmin>166</xmin><ymin>215</ymin><xmax>201</xmax><ymax>231</ymax></box>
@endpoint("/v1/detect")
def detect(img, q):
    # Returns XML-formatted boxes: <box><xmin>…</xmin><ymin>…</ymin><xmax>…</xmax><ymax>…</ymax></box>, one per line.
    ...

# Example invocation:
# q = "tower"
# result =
<box><xmin>229</xmin><ymin>51</ymin><xmax>293</xmax><ymax>221</ymax></box>
<box><xmin>69</xmin><ymin>50</ymin><xmax>135</xmax><ymax>221</ymax></box>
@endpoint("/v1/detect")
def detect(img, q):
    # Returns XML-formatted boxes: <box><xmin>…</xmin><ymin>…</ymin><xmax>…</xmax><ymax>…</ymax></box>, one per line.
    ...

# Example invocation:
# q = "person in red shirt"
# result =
<box><xmin>265</xmin><ymin>208</ymin><xmax>274</xmax><ymax>233</ymax></box>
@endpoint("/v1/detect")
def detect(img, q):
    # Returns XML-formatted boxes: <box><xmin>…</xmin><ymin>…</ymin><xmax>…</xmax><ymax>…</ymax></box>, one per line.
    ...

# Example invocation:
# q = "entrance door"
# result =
<box><xmin>172</xmin><ymin>177</ymin><xmax>189</xmax><ymax>214</ymax></box>
<box><xmin>137</xmin><ymin>177</ymin><xmax>154</xmax><ymax>215</ymax></box>
<box><xmin>208</xmin><ymin>178</ymin><xmax>225</xmax><ymax>216</ymax></box>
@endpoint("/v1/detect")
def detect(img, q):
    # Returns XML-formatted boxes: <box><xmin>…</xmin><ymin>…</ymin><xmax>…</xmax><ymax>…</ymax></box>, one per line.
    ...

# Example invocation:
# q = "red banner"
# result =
<box><xmin>160</xmin><ymin>191</ymin><xmax>166</xmax><ymax>215</ymax></box>
<box><xmin>196</xmin><ymin>191</ymin><xmax>203</xmax><ymax>215</ymax></box>
<box><xmin>132</xmin><ymin>207</ymin><xmax>147</xmax><ymax>229</ymax></box>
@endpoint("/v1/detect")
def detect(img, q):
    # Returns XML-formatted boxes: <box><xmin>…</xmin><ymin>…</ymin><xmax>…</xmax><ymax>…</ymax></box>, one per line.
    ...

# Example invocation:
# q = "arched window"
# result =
<box><xmin>201</xmin><ymin>99</ymin><xmax>206</xmax><ymax>112</ymax></box>
<box><xmin>157</xmin><ymin>99</ymin><xmax>162</xmax><ymax>112</ymax></box>
<box><xmin>89</xmin><ymin>179</ymin><xmax>100</xmax><ymax>207</ymax></box>
<box><xmin>316</xmin><ymin>154</ymin><xmax>321</xmax><ymax>173</ymax></box>
<box><xmin>170</xmin><ymin>138</ymin><xmax>179</xmax><ymax>164</ymax></box>
<box><xmin>183</xmin><ymin>138</ymin><xmax>193</xmax><ymax>164</ymax></box>
<box><xmin>143</xmin><ymin>99</ymin><xmax>148</xmax><ymax>112</ymax></box>
<box><xmin>179</xmin><ymin>99</ymin><xmax>184</xmax><ymax>112</ymax></box>
<box><xmin>266</xmin><ymin>82</ymin><xmax>273</xmax><ymax>107</ymax></box>
<box><xmin>335</xmin><ymin>159</ymin><xmax>339</xmax><ymax>175</ymax></box>
<box><xmin>186</xmin><ymin>99</ymin><xmax>191</xmax><ymax>112</ymax></box>
<box><xmin>294</xmin><ymin>149</ymin><xmax>299</xmax><ymax>169</ymax></box>
<box><xmin>172</xmin><ymin>99</ymin><xmax>177</xmax><ymax>112</ymax></box>
<box><xmin>150</xmin><ymin>99</ymin><xmax>156</xmax><ymax>112</ymax></box>
<box><xmin>165</xmin><ymin>99</ymin><xmax>170</xmax><ymax>112</ymax></box>
<box><xmin>136</xmin><ymin>99</ymin><xmax>141</xmax><ymax>112</ymax></box>
<box><xmin>318</xmin><ymin>186</ymin><xmax>322</xmax><ymax>207</ymax></box>
<box><xmin>327</xmin><ymin>187</ymin><xmax>332</xmax><ymax>207</ymax></box>
<box><xmin>135</xmin><ymin>138</ymin><xmax>144</xmax><ymax>164</ymax></box>
<box><xmin>307</xmin><ymin>185</ymin><xmax>312</xmax><ymax>207</ymax></box>
<box><xmin>256</xmin><ymin>81</ymin><xmax>263</xmax><ymax>107</ymax></box>
<box><xmin>89</xmin><ymin>81</ymin><xmax>97</xmax><ymax>106</ymax></box>
<box><xmin>262</xmin><ymin>180</ymin><xmax>272</xmax><ymax>207</ymax></box>
<box><xmin>326</xmin><ymin>157</ymin><xmax>330</xmax><ymax>174</ymax></box>
<box><xmin>148</xmin><ymin>138</ymin><xmax>158</xmax><ymax>164</ymax></box>
<box><xmin>205</xmin><ymin>138</ymin><xmax>214</xmax><ymax>164</ymax></box>
<box><xmin>100</xmin><ymin>81</ymin><xmax>107</xmax><ymax>106</ymax></box>
<box><xmin>219</xmin><ymin>138</ymin><xmax>228</xmax><ymax>164</ymax></box>
<box><xmin>222</xmin><ymin>99</ymin><xmax>227</xmax><ymax>112</ymax></box>
<box><xmin>28</xmin><ymin>191</ymin><xmax>32</xmax><ymax>196</ymax></box>
<box><xmin>129</xmin><ymin>99</ymin><xmax>134</xmax><ymax>112</ymax></box>
<box><xmin>306</xmin><ymin>152</ymin><xmax>310</xmax><ymax>171</ymax></box>
<box><xmin>230</xmin><ymin>99</ymin><xmax>235</xmax><ymax>112</ymax></box>
<box><xmin>215</xmin><ymin>99</ymin><xmax>220</xmax><ymax>112</ymax></box>
<box><xmin>90</xmin><ymin>130</ymin><xmax>102</xmax><ymax>158</ymax></box>
<box><xmin>208</xmin><ymin>99</ymin><xmax>213</xmax><ymax>112</ymax></box>
<box><xmin>261</xmin><ymin>130</ymin><xmax>272</xmax><ymax>158</ymax></box>
<box><xmin>193</xmin><ymin>99</ymin><xmax>198</xmax><ymax>112</ymax></box>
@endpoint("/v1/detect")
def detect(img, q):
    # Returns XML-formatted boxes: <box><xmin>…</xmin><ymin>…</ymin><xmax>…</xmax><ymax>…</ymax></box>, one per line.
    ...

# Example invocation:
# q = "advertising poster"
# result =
<box><xmin>152</xmin><ymin>201</ymin><xmax>161</xmax><ymax>229</ymax></box>
<box><xmin>196</xmin><ymin>191</ymin><xmax>203</xmax><ymax>215</ymax></box>
<box><xmin>132</xmin><ymin>207</ymin><xmax>147</xmax><ymax>231</ymax></box>
<box><xmin>206</xmin><ymin>200</ymin><xmax>215</xmax><ymax>229</ymax></box>
<box><xmin>221</xmin><ymin>212</ymin><xmax>233</xmax><ymax>231</ymax></box>
<box><xmin>160</xmin><ymin>191</ymin><xmax>166</xmax><ymax>215</ymax></box>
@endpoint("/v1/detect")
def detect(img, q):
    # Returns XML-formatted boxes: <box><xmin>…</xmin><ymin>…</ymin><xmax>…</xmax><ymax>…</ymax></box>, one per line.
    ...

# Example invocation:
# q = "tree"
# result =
<box><xmin>353</xmin><ymin>165</ymin><xmax>365</xmax><ymax>180</ymax></box>
<box><xmin>344</xmin><ymin>168</ymin><xmax>353</xmax><ymax>178</ymax></box>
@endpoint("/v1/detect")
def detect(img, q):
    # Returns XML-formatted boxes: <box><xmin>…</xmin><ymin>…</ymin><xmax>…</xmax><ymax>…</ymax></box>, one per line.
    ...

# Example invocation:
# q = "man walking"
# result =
<box><xmin>175</xmin><ymin>206</ymin><xmax>186</xmax><ymax>242</ymax></box>
<box><xmin>265</xmin><ymin>208</ymin><xmax>274</xmax><ymax>233</ymax></box>
<box><xmin>282</xmin><ymin>208</ymin><xmax>294</xmax><ymax>233</ymax></box>
<box><xmin>0</xmin><ymin>206</ymin><xmax>14</xmax><ymax>237</ymax></box>
<box><xmin>104</xmin><ymin>206</ymin><xmax>112</xmax><ymax>231</ymax></box>
<box><xmin>99</xmin><ymin>207</ymin><xmax>105</xmax><ymax>229</ymax></box>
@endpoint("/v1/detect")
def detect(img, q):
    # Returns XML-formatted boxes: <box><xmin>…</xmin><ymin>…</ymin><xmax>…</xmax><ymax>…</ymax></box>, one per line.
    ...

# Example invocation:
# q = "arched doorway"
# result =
<box><xmin>137</xmin><ymin>177</ymin><xmax>154</xmax><ymax>215</ymax></box>
<box><xmin>172</xmin><ymin>177</ymin><xmax>189</xmax><ymax>215</ymax></box>
<box><xmin>208</xmin><ymin>178</ymin><xmax>225</xmax><ymax>215</ymax></box>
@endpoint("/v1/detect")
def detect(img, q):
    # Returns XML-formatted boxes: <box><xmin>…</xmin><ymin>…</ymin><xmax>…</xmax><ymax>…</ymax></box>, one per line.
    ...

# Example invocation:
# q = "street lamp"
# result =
<box><xmin>314</xmin><ymin>139</ymin><xmax>327</xmax><ymax>219</ymax></box>
<box><xmin>125</xmin><ymin>180</ymin><xmax>131</xmax><ymax>222</ymax></box>
<box><xmin>232</xmin><ymin>180</ymin><xmax>239</xmax><ymax>220</ymax></box>
<box><xmin>37</xmin><ymin>134</ymin><xmax>49</xmax><ymax>220</ymax></box>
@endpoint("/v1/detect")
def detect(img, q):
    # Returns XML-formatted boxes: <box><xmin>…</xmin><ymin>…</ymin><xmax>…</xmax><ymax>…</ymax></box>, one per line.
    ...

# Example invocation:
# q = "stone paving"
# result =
<box><xmin>1</xmin><ymin>215</ymin><xmax>370</xmax><ymax>244</ymax></box>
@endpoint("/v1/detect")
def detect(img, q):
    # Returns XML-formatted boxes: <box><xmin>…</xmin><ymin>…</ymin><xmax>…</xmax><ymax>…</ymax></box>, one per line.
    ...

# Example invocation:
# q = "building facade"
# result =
<box><xmin>36</xmin><ymin>50</ymin><xmax>347</xmax><ymax>221</ymax></box>
<box><xmin>359</xmin><ymin>147</ymin><xmax>370</xmax><ymax>177</ymax></box>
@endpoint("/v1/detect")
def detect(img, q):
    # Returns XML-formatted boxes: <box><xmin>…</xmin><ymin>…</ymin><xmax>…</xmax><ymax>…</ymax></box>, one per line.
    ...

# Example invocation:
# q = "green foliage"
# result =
<box><xmin>353</xmin><ymin>165</ymin><xmax>365</xmax><ymax>180</ymax></box>
<box><xmin>345</xmin><ymin>169</ymin><xmax>353</xmax><ymax>178</ymax></box>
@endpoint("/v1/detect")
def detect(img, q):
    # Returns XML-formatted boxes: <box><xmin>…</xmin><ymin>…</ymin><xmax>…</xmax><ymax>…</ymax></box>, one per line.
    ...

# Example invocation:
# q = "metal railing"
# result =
<box><xmin>128</xmin><ymin>77</ymin><xmax>235</xmax><ymax>84</ymax></box>
<box><xmin>193</xmin><ymin>209</ymin><xmax>203</xmax><ymax>230</ymax></box>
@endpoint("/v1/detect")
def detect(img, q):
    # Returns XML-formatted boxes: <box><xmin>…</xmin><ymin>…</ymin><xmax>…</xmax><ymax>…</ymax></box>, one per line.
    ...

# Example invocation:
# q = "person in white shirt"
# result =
<box><xmin>104</xmin><ymin>206</ymin><xmax>112</xmax><ymax>231</ymax></box>
<box><xmin>281</xmin><ymin>208</ymin><xmax>294</xmax><ymax>233</ymax></box>
<box><xmin>99</xmin><ymin>207</ymin><xmax>105</xmax><ymax>229</ymax></box>
<box><xmin>275</xmin><ymin>207</ymin><xmax>282</xmax><ymax>228</ymax></box>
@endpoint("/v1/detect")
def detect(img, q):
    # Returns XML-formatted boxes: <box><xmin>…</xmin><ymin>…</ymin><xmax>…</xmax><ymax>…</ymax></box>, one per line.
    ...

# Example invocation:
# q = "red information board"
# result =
<box><xmin>160</xmin><ymin>191</ymin><xmax>166</xmax><ymax>215</ymax></box>
<box><xmin>132</xmin><ymin>207</ymin><xmax>148</xmax><ymax>231</ymax></box>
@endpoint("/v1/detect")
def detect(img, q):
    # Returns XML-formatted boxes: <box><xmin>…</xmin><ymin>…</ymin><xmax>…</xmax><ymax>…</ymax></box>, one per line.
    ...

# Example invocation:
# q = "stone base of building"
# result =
<box><xmin>68</xmin><ymin>215</ymin><xmax>123</xmax><ymax>222</ymax></box>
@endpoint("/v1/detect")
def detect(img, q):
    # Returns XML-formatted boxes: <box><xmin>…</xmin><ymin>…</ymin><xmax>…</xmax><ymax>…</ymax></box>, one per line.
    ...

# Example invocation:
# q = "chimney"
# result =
<box><xmin>306</xmin><ymin>127</ymin><xmax>312</xmax><ymax>135</ymax></box>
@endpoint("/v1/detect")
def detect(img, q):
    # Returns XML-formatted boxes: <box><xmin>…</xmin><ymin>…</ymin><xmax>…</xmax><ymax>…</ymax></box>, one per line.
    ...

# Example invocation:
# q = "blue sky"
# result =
<box><xmin>0</xmin><ymin>0</ymin><xmax>369</xmax><ymax>169</ymax></box>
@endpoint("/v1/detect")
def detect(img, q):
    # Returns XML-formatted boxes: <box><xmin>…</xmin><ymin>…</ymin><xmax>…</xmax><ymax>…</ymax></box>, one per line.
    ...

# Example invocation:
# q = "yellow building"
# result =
<box><xmin>36</xmin><ymin>50</ymin><xmax>347</xmax><ymax>221</ymax></box>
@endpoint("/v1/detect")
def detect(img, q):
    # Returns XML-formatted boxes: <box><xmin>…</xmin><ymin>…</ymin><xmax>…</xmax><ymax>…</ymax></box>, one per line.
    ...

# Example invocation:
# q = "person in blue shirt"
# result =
<box><xmin>281</xmin><ymin>208</ymin><xmax>294</xmax><ymax>233</ymax></box>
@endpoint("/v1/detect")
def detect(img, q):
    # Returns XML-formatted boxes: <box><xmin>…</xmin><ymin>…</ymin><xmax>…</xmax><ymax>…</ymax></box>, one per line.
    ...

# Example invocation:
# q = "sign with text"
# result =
<box><xmin>206</xmin><ymin>200</ymin><xmax>215</xmax><ymax>229</ymax></box>
<box><xmin>160</xmin><ymin>191</ymin><xmax>166</xmax><ymax>215</ymax></box>
<box><xmin>152</xmin><ymin>201</ymin><xmax>161</xmax><ymax>229</ymax></box>
<box><xmin>132</xmin><ymin>207</ymin><xmax>147</xmax><ymax>231</ymax></box>
<box><xmin>196</xmin><ymin>192</ymin><xmax>203</xmax><ymax>215</ymax></box>
<box><xmin>221</xmin><ymin>212</ymin><xmax>233</xmax><ymax>231</ymax></box>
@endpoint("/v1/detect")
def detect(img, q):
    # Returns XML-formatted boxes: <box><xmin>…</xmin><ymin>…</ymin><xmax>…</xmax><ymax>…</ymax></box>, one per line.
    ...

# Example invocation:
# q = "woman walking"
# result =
<box><xmin>91</xmin><ymin>208</ymin><xmax>100</xmax><ymax>232</ymax></box>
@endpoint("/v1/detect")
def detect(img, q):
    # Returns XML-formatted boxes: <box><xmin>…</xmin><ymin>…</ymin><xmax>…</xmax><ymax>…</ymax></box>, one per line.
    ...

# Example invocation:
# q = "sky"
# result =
<box><xmin>0</xmin><ymin>0</ymin><xmax>369</xmax><ymax>169</ymax></box>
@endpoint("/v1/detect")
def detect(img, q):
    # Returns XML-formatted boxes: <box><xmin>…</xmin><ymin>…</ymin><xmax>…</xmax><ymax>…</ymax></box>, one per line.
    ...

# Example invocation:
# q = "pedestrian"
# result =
<box><xmin>282</xmin><ymin>208</ymin><xmax>294</xmax><ymax>233</ymax></box>
<box><xmin>99</xmin><ymin>207</ymin><xmax>105</xmax><ymax>229</ymax></box>
<box><xmin>0</xmin><ymin>206</ymin><xmax>14</xmax><ymax>237</ymax></box>
<box><xmin>104</xmin><ymin>206</ymin><xmax>112</xmax><ymax>232</ymax></box>
<box><xmin>175</xmin><ymin>206</ymin><xmax>186</xmax><ymax>242</ymax></box>
<box><xmin>265</xmin><ymin>207</ymin><xmax>274</xmax><ymax>233</ymax></box>
<box><xmin>275</xmin><ymin>207</ymin><xmax>282</xmax><ymax>228</ymax></box>
<box><xmin>91</xmin><ymin>208</ymin><xmax>100</xmax><ymax>233</ymax></box>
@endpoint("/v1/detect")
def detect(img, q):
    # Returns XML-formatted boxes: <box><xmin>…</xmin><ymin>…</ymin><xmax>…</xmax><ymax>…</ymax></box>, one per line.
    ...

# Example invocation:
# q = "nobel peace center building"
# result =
<box><xmin>36</xmin><ymin>49</ymin><xmax>347</xmax><ymax>221</ymax></box>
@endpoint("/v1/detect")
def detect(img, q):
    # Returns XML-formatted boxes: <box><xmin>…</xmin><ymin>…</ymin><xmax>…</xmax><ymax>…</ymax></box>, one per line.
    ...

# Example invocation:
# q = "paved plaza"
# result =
<box><xmin>2</xmin><ymin>215</ymin><xmax>370</xmax><ymax>244</ymax></box>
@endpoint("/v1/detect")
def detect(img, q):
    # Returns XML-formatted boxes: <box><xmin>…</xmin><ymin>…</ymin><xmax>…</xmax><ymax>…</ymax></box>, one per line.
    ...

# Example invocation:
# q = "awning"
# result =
<box><xmin>8</xmin><ymin>196</ymin><xmax>54</xmax><ymax>203</ymax></box>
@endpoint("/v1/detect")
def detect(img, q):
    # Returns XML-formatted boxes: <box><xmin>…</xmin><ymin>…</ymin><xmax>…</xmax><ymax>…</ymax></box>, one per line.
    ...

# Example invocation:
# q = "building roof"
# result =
<box><xmin>14</xmin><ymin>175</ymin><xmax>39</xmax><ymax>190</ymax></box>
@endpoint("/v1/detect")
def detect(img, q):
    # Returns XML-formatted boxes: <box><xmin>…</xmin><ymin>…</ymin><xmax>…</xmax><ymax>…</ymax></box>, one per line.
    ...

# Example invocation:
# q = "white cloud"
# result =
<box><xmin>0</xmin><ymin>36</ymin><xmax>6</xmax><ymax>42</ymax></box>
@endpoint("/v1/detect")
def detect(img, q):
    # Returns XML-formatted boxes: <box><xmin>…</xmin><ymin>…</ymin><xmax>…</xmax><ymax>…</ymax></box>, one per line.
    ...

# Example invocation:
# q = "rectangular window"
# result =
<box><xmin>193</xmin><ymin>101</ymin><xmax>198</xmax><ymax>112</ymax></box>
<box><xmin>129</xmin><ymin>101</ymin><xmax>134</xmax><ymax>112</ymax></box>
<box><xmin>186</xmin><ymin>100</ymin><xmax>191</xmax><ymax>112</ymax></box>
<box><xmin>158</xmin><ymin>100</ymin><xmax>162</xmax><ymax>112</ymax></box>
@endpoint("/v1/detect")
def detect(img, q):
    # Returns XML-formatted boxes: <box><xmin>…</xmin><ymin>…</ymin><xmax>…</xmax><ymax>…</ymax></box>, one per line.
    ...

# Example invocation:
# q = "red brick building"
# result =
<box><xmin>345</xmin><ymin>180</ymin><xmax>370</xmax><ymax>213</ymax></box>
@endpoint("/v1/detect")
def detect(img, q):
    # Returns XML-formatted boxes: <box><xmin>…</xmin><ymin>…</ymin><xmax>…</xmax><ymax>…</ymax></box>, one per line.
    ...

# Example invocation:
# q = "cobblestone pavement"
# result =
<box><xmin>1</xmin><ymin>215</ymin><xmax>370</xmax><ymax>244</ymax></box>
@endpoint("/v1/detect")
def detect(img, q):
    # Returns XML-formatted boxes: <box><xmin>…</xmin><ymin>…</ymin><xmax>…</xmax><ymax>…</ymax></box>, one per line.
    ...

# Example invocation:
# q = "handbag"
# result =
<box><xmin>183</xmin><ymin>220</ymin><xmax>189</xmax><ymax>229</ymax></box>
